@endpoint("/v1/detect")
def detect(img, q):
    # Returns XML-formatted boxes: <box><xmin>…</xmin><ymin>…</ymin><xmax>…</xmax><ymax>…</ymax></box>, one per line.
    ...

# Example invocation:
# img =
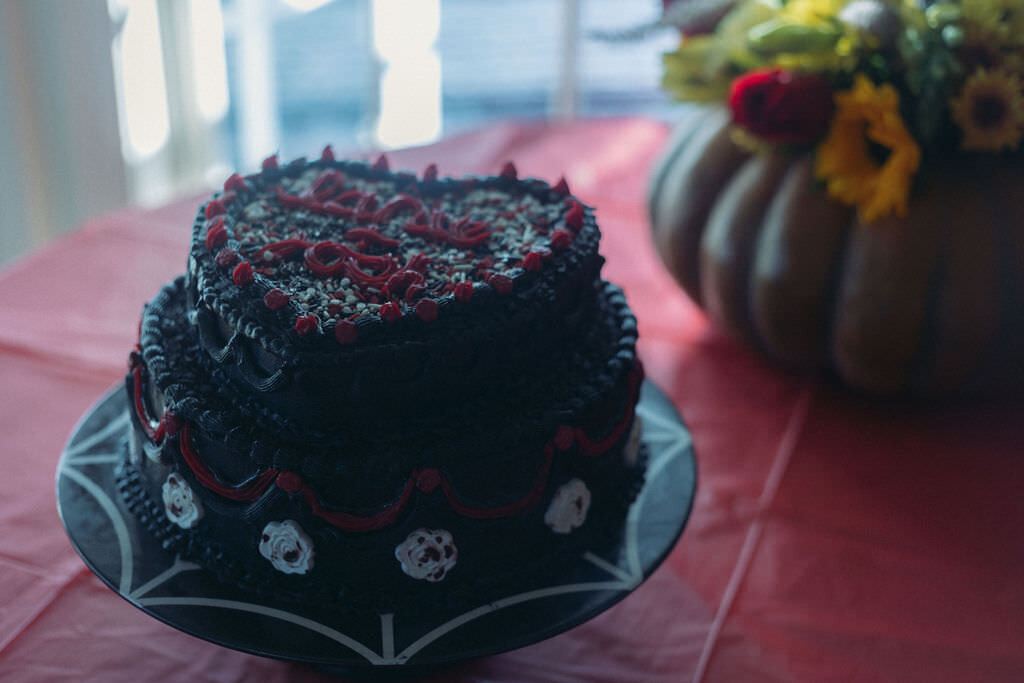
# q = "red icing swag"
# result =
<box><xmin>573</xmin><ymin>360</ymin><xmax>643</xmax><ymax>456</ymax></box>
<box><xmin>130</xmin><ymin>358</ymin><xmax>641</xmax><ymax>532</ymax></box>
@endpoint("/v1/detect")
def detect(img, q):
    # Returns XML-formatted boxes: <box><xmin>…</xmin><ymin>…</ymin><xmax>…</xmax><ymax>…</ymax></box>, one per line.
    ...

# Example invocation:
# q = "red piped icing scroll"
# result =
<box><xmin>574</xmin><ymin>361</ymin><xmax>644</xmax><ymax>456</ymax></box>
<box><xmin>168</xmin><ymin>411</ymin><xmax>560</xmax><ymax>529</ymax></box>
<box><xmin>131</xmin><ymin>364</ymin><xmax>161</xmax><ymax>442</ymax></box>
<box><xmin>131</xmin><ymin>362</ymin><xmax>181</xmax><ymax>443</ymax></box>
<box><xmin>133</xmin><ymin>357</ymin><xmax>642</xmax><ymax>531</ymax></box>
<box><xmin>439</xmin><ymin>444</ymin><xmax>554</xmax><ymax>519</ymax></box>
<box><xmin>173</xmin><ymin>421</ymin><xmax>618</xmax><ymax>530</ymax></box>
<box><xmin>178</xmin><ymin>422</ymin><xmax>280</xmax><ymax>502</ymax></box>
<box><xmin>298</xmin><ymin>446</ymin><xmax>554</xmax><ymax>529</ymax></box>
<box><xmin>300</xmin><ymin>478</ymin><xmax>416</xmax><ymax>533</ymax></box>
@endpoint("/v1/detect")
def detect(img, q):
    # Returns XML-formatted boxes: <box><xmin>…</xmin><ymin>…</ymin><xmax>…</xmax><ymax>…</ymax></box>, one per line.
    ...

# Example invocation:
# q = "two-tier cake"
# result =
<box><xmin>116</xmin><ymin>150</ymin><xmax>646</xmax><ymax>611</ymax></box>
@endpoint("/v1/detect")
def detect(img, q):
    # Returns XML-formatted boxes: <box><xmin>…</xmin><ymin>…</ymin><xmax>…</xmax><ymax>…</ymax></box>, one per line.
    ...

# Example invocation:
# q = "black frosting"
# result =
<box><xmin>186</xmin><ymin>159</ymin><xmax>606</xmax><ymax>432</ymax></box>
<box><xmin>118</xmin><ymin>277</ymin><xmax>645</xmax><ymax>612</ymax></box>
<box><xmin>117</xmin><ymin>159</ymin><xmax>647</xmax><ymax>611</ymax></box>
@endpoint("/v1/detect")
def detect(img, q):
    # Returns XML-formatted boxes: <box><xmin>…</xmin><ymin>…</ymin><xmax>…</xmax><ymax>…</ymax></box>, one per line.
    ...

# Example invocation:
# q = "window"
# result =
<box><xmin>111</xmin><ymin>0</ymin><xmax>676</xmax><ymax>205</ymax></box>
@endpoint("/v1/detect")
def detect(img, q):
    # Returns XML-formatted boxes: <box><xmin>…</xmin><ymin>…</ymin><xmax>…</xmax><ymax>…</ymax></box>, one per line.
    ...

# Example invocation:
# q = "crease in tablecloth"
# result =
<box><xmin>0</xmin><ymin>339</ymin><xmax>124</xmax><ymax>377</ymax></box>
<box><xmin>0</xmin><ymin>564</ymin><xmax>92</xmax><ymax>656</ymax></box>
<box><xmin>694</xmin><ymin>380</ymin><xmax>816</xmax><ymax>681</ymax></box>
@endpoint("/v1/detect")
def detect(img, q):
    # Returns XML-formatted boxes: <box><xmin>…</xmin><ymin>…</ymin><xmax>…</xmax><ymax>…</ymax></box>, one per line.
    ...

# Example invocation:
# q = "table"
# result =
<box><xmin>1</xmin><ymin>117</ymin><xmax>1022</xmax><ymax>682</ymax></box>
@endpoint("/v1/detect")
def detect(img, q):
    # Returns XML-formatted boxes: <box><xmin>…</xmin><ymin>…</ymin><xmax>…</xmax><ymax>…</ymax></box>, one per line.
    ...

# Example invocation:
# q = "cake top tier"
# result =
<box><xmin>192</xmin><ymin>151</ymin><xmax>597</xmax><ymax>348</ymax></box>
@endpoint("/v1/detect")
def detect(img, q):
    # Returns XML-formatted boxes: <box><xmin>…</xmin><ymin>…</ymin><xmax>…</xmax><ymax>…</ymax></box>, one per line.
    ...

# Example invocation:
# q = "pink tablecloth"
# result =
<box><xmin>1</xmin><ymin>118</ymin><xmax>1022</xmax><ymax>682</ymax></box>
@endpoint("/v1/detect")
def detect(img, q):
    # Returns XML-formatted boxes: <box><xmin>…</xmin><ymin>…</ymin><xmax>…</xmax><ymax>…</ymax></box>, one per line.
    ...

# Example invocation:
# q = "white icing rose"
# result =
<box><xmin>624</xmin><ymin>415</ymin><xmax>644</xmax><ymax>466</ymax></box>
<box><xmin>395</xmin><ymin>529</ymin><xmax>457</xmax><ymax>582</ymax></box>
<box><xmin>544</xmin><ymin>478</ymin><xmax>591</xmax><ymax>534</ymax></box>
<box><xmin>259</xmin><ymin>520</ymin><xmax>315</xmax><ymax>575</ymax></box>
<box><xmin>162</xmin><ymin>472</ymin><xmax>203</xmax><ymax>529</ymax></box>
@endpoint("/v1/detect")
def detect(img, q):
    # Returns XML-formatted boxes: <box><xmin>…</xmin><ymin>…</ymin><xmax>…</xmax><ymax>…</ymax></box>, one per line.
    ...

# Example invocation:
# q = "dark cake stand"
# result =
<box><xmin>56</xmin><ymin>381</ymin><xmax>696</xmax><ymax>675</ymax></box>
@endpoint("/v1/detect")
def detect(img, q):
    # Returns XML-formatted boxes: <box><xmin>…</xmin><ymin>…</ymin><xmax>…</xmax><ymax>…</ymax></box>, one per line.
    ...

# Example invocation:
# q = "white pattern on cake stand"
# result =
<box><xmin>57</xmin><ymin>384</ymin><xmax>695</xmax><ymax>669</ymax></box>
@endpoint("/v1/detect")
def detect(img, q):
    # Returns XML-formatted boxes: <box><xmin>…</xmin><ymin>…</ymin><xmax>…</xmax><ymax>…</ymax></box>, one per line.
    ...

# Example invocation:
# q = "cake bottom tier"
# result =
<box><xmin>117</xmin><ymin>277</ymin><xmax>646</xmax><ymax>612</ymax></box>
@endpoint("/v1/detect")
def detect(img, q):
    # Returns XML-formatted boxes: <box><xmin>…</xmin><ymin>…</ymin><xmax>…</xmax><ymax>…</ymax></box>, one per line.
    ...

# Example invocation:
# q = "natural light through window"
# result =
<box><xmin>190</xmin><ymin>0</ymin><xmax>230</xmax><ymax>123</ymax></box>
<box><xmin>117</xmin><ymin>0</ymin><xmax>170</xmax><ymax>160</ymax></box>
<box><xmin>372</xmin><ymin>0</ymin><xmax>442</xmax><ymax>149</ymax></box>
<box><xmin>106</xmin><ymin>0</ymin><xmax>672</xmax><ymax>205</ymax></box>
<box><xmin>281</xmin><ymin>0</ymin><xmax>334</xmax><ymax>12</ymax></box>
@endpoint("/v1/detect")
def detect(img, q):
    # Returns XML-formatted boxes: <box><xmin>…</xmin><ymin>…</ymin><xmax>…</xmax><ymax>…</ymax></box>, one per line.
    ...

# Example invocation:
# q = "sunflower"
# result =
<box><xmin>950</xmin><ymin>68</ymin><xmax>1024</xmax><ymax>151</ymax></box>
<box><xmin>815</xmin><ymin>74</ymin><xmax>921</xmax><ymax>223</ymax></box>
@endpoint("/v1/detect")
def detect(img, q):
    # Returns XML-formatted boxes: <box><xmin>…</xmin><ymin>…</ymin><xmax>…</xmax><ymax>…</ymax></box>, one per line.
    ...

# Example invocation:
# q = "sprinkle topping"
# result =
<box><xmin>550</xmin><ymin>229</ymin><xmax>573</xmax><ymax>251</ymax></box>
<box><xmin>214</xmin><ymin>247</ymin><xmax>239</xmax><ymax>269</ymax></box>
<box><xmin>224</xmin><ymin>173</ymin><xmax>249</xmax><ymax>193</ymax></box>
<box><xmin>294</xmin><ymin>313</ymin><xmax>319</xmax><ymax>335</ymax></box>
<box><xmin>379</xmin><ymin>301</ymin><xmax>402</xmax><ymax>323</ymax></box>
<box><xmin>486</xmin><ymin>273</ymin><xmax>514</xmax><ymax>295</ymax></box>
<box><xmin>499</xmin><ymin>161</ymin><xmax>517</xmax><ymax>180</ymax></box>
<box><xmin>205</xmin><ymin>218</ymin><xmax>228</xmax><ymax>250</ymax></box>
<box><xmin>263</xmin><ymin>288</ymin><xmax>290</xmax><ymax>310</ymax></box>
<box><xmin>565</xmin><ymin>202</ymin><xmax>584</xmax><ymax>233</ymax></box>
<box><xmin>414</xmin><ymin>298</ymin><xmax>440</xmax><ymax>322</ymax></box>
<box><xmin>232</xmin><ymin>261</ymin><xmax>254</xmax><ymax>286</ymax></box>
<box><xmin>334</xmin><ymin>319</ymin><xmax>358</xmax><ymax>344</ymax></box>
<box><xmin>206</xmin><ymin>159</ymin><xmax>585</xmax><ymax>337</ymax></box>
<box><xmin>205</xmin><ymin>199</ymin><xmax>226</xmax><ymax>219</ymax></box>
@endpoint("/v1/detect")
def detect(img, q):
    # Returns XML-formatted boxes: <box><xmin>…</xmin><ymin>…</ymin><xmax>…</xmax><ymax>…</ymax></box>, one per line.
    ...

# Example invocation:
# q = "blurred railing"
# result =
<box><xmin>0</xmin><ymin>0</ymin><xmax>674</xmax><ymax>267</ymax></box>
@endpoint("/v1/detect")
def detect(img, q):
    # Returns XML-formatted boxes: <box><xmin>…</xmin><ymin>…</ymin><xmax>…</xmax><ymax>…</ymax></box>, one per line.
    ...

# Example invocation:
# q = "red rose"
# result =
<box><xmin>728</xmin><ymin>69</ymin><xmax>834</xmax><ymax>144</ymax></box>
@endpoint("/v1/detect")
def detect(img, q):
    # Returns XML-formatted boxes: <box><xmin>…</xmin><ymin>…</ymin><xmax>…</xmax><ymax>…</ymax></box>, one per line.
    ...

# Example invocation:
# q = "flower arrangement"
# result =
<box><xmin>660</xmin><ymin>0</ymin><xmax>1024</xmax><ymax>222</ymax></box>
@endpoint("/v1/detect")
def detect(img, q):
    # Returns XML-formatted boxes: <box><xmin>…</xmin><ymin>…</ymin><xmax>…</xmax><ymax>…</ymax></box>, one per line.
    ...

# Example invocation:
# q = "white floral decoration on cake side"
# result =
<box><xmin>259</xmin><ymin>520</ymin><xmax>315</xmax><ymax>575</ymax></box>
<box><xmin>624</xmin><ymin>415</ymin><xmax>644</xmax><ymax>466</ymax></box>
<box><xmin>395</xmin><ymin>529</ymin><xmax>458</xmax><ymax>582</ymax></box>
<box><xmin>161</xmin><ymin>472</ymin><xmax>203</xmax><ymax>529</ymax></box>
<box><xmin>544</xmin><ymin>478</ymin><xmax>591</xmax><ymax>534</ymax></box>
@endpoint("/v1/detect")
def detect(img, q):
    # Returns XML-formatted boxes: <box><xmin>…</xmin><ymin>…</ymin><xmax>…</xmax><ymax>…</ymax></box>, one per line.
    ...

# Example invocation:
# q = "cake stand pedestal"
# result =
<box><xmin>56</xmin><ymin>380</ymin><xmax>696</xmax><ymax>674</ymax></box>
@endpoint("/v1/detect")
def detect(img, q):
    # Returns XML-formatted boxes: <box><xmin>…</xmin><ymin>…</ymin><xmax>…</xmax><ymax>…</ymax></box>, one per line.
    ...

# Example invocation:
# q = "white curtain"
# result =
<box><xmin>0</xmin><ymin>0</ymin><xmax>127</xmax><ymax>267</ymax></box>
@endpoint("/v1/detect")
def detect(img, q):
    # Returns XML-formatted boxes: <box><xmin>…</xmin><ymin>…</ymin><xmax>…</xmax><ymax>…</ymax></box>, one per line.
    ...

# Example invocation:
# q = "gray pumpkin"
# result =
<box><xmin>648</xmin><ymin>106</ymin><xmax>1024</xmax><ymax>397</ymax></box>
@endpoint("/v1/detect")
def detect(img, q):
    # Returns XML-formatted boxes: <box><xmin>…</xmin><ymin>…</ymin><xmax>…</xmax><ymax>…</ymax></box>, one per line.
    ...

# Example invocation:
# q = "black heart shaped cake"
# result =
<box><xmin>116</xmin><ymin>150</ymin><xmax>646</xmax><ymax>611</ymax></box>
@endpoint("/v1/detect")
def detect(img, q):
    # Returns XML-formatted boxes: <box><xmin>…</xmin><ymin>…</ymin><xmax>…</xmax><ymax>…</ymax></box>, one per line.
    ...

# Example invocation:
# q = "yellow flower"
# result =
<box><xmin>950</xmin><ymin>68</ymin><xmax>1024</xmax><ymax>151</ymax></box>
<box><xmin>815</xmin><ymin>75</ymin><xmax>921</xmax><ymax>223</ymax></box>
<box><xmin>778</xmin><ymin>0</ymin><xmax>848</xmax><ymax>25</ymax></box>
